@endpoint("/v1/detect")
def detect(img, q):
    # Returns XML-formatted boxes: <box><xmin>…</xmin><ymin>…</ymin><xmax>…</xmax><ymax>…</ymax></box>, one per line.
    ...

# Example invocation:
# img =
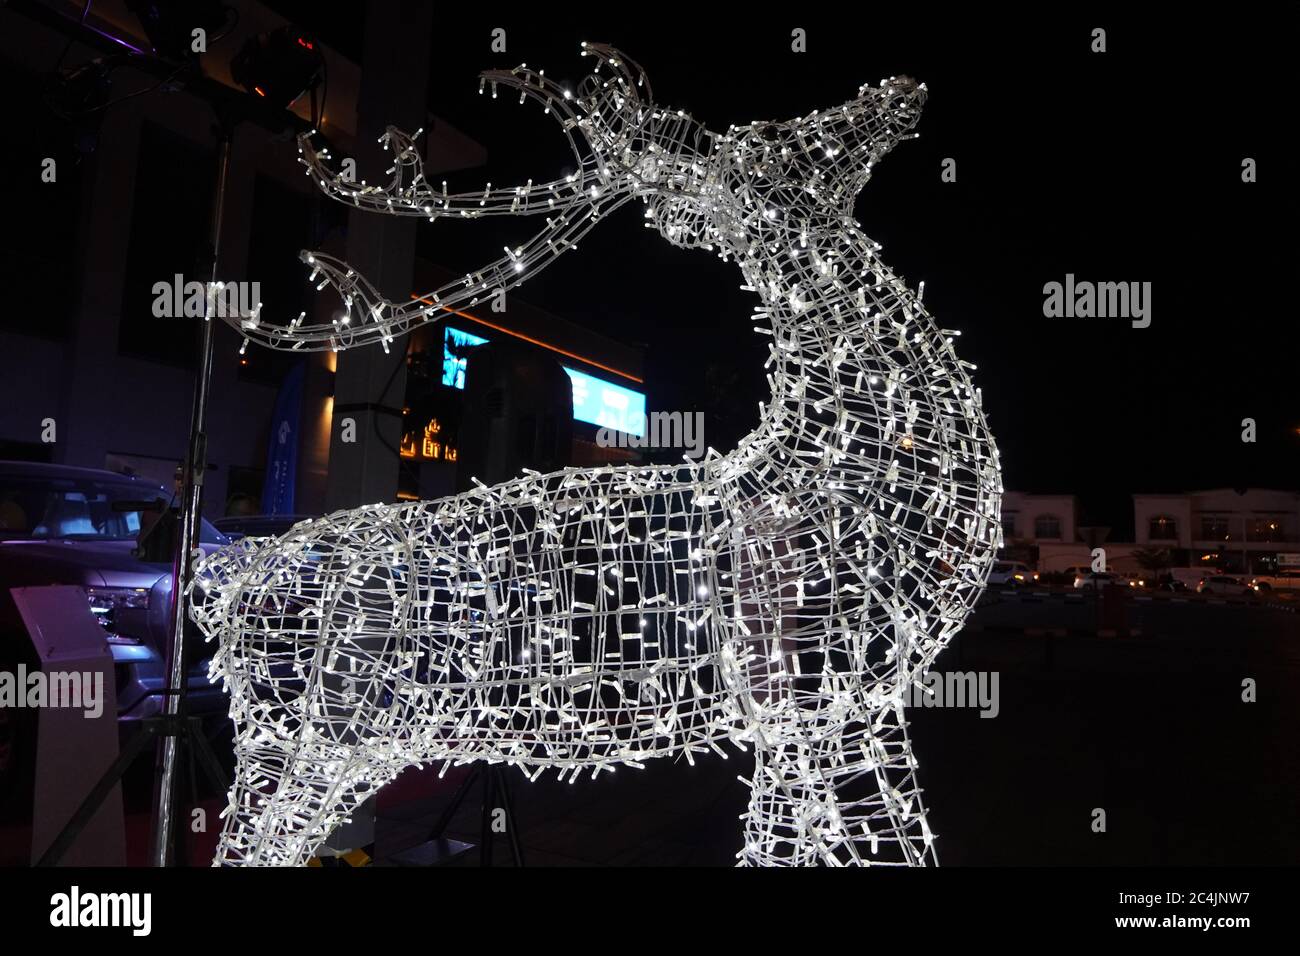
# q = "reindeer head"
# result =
<box><xmin>720</xmin><ymin>76</ymin><xmax>928</xmax><ymax>218</ymax></box>
<box><xmin>634</xmin><ymin>73</ymin><xmax>929</xmax><ymax>257</ymax></box>
<box><xmin>228</xmin><ymin>46</ymin><xmax>927</xmax><ymax>353</ymax></box>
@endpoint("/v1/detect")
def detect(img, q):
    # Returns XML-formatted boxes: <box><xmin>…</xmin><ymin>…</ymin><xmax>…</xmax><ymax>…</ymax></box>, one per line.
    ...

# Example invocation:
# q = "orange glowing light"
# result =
<box><xmin>409</xmin><ymin>295</ymin><xmax>643</xmax><ymax>385</ymax></box>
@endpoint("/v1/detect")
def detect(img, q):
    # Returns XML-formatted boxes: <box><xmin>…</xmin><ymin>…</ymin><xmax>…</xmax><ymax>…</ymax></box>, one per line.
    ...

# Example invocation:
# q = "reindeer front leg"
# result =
<box><xmin>736</xmin><ymin>697</ymin><xmax>936</xmax><ymax>867</ymax></box>
<box><xmin>725</xmin><ymin>506</ymin><xmax>939</xmax><ymax>867</ymax></box>
<box><xmin>214</xmin><ymin>615</ymin><xmax>410</xmax><ymax>866</ymax></box>
<box><xmin>217</xmin><ymin>718</ymin><xmax>398</xmax><ymax>867</ymax></box>
<box><xmin>202</xmin><ymin>513</ymin><xmax>424</xmax><ymax>866</ymax></box>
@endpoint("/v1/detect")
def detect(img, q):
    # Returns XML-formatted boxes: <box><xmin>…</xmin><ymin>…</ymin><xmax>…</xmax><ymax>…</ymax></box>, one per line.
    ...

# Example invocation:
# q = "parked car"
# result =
<box><xmin>1196</xmin><ymin>575</ymin><xmax>1254</xmax><ymax>597</ymax></box>
<box><xmin>1073</xmin><ymin>570</ymin><xmax>1119</xmax><ymax>590</ymax></box>
<box><xmin>0</xmin><ymin>461</ymin><xmax>232</xmax><ymax>800</ymax></box>
<box><xmin>1061</xmin><ymin>566</ymin><xmax>1088</xmax><ymax>585</ymax></box>
<box><xmin>1171</xmin><ymin>567</ymin><xmax>1218</xmax><ymax>589</ymax></box>
<box><xmin>213</xmin><ymin>513</ymin><xmax>313</xmax><ymax>541</ymax></box>
<box><xmin>989</xmin><ymin>561</ymin><xmax>1038</xmax><ymax>587</ymax></box>
<box><xmin>1243</xmin><ymin>572</ymin><xmax>1300</xmax><ymax>591</ymax></box>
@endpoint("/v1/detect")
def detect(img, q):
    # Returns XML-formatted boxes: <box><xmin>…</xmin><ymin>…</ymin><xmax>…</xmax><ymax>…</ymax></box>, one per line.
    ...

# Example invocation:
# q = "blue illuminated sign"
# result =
<box><xmin>442</xmin><ymin>324</ymin><xmax>646</xmax><ymax>437</ymax></box>
<box><xmin>442</xmin><ymin>326</ymin><xmax>489</xmax><ymax>389</ymax></box>
<box><xmin>562</xmin><ymin>367</ymin><xmax>646</xmax><ymax>438</ymax></box>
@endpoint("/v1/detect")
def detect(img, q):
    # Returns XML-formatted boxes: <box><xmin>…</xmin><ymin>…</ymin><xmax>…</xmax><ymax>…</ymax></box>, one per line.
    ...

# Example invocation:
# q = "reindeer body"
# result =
<box><xmin>191</xmin><ymin>45</ymin><xmax>1001</xmax><ymax>866</ymax></box>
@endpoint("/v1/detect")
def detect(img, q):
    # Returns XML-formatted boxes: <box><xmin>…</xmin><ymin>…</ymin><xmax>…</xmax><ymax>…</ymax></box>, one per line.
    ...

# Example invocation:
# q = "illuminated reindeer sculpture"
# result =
<box><xmin>190</xmin><ymin>43</ymin><xmax>1002</xmax><ymax>866</ymax></box>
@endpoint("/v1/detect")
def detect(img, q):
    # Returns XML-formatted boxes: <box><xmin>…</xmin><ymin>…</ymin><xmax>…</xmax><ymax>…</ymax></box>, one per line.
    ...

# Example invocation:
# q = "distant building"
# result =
<box><xmin>999</xmin><ymin>492</ymin><xmax>1079</xmax><ymax>546</ymax></box>
<box><xmin>999</xmin><ymin>488</ymin><xmax>1300</xmax><ymax>576</ymax></box>
<box><xmin>1133</xmin><ymin>488</ymin><xmax>1300</xmax><ymax>575</ymax></box>
<box><xmin>999</xmin><ymin>492</ymin><xmax>1095</xmax><ymax>574</ymax></box>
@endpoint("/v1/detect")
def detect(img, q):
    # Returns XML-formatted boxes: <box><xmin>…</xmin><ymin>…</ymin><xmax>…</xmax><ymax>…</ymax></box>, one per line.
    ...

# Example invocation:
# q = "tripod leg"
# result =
<box><xmin>426</xmin><ymin>764</ymin><xmax>479</xmax><ymax>841</ymax></box>
<box><xmin>497</xmin><ymin>767</ymin><xmax>526</xmax><ymax>867</ymax></box>
<box><xmin>175</xmin><ymin>717</ymin><xmax>231</xmax><ymax>868</ymax></box>
<box><xmin>36</xmin><ymin>722</ymin><xmax>158</xmax><ymax>867</ymax></box>
<box><xmin>189</xmin><ymin>718</ymin><xmax>231</xmax><ymax>796</ymax></box>
<box><xmin>174</xmin><ymin>727</ymin><xmax>199</xmax><ymax>867</ymax></box>
<box><xmin>479</xmin><ymin>767</ymin><xmax>496</xmax><ymax>866</ymax></box>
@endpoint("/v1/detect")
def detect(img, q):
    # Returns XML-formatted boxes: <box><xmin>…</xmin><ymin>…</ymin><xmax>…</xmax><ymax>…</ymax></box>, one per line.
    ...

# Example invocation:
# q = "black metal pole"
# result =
<box><xmin>150</xmin><ymin>128</ymin><xmax>233</xmax><ymax>867</ymax></box>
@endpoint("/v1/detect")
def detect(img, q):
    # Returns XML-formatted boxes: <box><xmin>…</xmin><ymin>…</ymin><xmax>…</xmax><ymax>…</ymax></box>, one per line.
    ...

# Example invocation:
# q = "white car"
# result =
<box><xmin>1196</xmin><ymin>575</ymin><xmax>1254</xmax><ymax>597</ymax></box>
<box><xmin>1073</xmin><ymin>570</ymin><xmax>1118</xmax><ymax>590</ymax></box>
<box><xmin>989</xmin><ymin>561</ymin><xmax>1038</xmax><ymax>587</ymax></box>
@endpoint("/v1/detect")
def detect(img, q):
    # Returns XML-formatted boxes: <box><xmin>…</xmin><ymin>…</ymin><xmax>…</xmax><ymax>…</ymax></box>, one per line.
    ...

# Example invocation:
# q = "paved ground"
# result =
<box><xmin>4</xmin><ymin>590</ymin><xmax>1296</xmax><ymax>866</ymax></box>
<box><xmin>373</xmin><ymin>592</ymin><xmax>1300</xmax><ymax>866</ymax></box>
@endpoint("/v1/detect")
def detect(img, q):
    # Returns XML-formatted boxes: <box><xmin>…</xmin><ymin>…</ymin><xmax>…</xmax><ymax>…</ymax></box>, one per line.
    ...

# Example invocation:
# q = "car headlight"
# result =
<box><xmin>85</xmin><ymin>586</ymin><xmax>150</xmax><ymax>645</ymax></box>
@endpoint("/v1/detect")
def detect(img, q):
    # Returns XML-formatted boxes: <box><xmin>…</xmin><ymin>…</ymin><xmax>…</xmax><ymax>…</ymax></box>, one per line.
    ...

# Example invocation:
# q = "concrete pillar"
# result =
<box><xmin>320</xmin><ymin>1</ymin><xmax>432</xmax><ymax>857</ymax></box>
<box><xmin>324</xmin><ymin>0</ymin><xmax>432</xmax><ymax>513</ymax></box>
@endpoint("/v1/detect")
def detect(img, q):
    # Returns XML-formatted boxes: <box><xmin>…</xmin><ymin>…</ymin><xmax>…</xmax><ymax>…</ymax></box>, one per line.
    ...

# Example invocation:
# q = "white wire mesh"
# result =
<box><xmin>190</xmin><ymin>43</ymin><xmax>1002</xmax><ymax>866</ymax></box>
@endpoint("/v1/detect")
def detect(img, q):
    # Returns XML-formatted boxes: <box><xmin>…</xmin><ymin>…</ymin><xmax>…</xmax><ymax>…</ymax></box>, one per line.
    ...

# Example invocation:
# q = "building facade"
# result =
<box><xmin>999</xmin><ymin>492</ymin><xmax>1079</xmax><ymax>548</ymax></box>
<box><xmin>1133</xmin><ymin>488</ymin><xmax>1300</xmax><ymax>575</ymax></box>
<box><xmin>999</xmin><ymin>488</ymin><xmax>1300</xmax><ymax>576</ymax></box>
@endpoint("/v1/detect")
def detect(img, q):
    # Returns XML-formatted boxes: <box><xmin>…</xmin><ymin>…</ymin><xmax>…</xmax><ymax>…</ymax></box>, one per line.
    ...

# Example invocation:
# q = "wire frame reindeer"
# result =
<box><xmin>190</xmin><ymin>43</ymin><xmax>1002</xmax><ymax>866</ymax></box>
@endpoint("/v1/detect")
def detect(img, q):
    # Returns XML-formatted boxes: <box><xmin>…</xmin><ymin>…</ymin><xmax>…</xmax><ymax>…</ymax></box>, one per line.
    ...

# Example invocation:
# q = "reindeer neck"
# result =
<box><xmin>725</xmin><ymin>221</ymin><xmax>959</xmax><ymax>488</ymax></box>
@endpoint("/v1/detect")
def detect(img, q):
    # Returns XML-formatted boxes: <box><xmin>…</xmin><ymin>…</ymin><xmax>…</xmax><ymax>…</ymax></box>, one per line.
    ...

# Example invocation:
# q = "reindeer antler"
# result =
<box><xmin>241</xmin><ymin>185</ymin><xmax>627</xmax><ymax>354</ymax></box>
<box><xmin>230</xmin><ymin>44</ymin><xmax>656</xmax><ymax>353</ymax></box>
<box><xmin>294</xmin><ymin>43</ymin><xmax>654</xmax><ymax>222</ymax></box>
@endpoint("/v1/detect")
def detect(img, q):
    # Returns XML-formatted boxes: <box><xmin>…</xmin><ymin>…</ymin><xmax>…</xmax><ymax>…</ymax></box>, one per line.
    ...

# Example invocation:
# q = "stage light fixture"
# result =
<box><xmin>126</xmin><ymin>0</ymin><xmax>233</xmax><ymax>61</ymax></box>
<box><xmin>46</xmin><ymin>57</ymin><xmax>114</xmax><ymax>115</ymax></box>
<box><xmin>229</xmin><ymin>26</ymin><xmax>324</xmax><ymax>111</ymax></box>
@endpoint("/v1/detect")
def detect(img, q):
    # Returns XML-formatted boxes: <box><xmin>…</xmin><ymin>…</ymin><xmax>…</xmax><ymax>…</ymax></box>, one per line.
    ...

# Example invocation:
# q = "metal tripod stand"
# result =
<box><xmin>423</xmin><ymin>764</ymin><xmax>526</xmax><ymax>866</ymax></box>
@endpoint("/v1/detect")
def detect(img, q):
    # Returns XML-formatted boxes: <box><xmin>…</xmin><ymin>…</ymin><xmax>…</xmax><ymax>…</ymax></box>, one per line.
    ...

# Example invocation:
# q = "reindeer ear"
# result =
<box><xmin>578</xmin><ymin>42</ymin><xmax>652</xmax><ymax>104</ymax></box>
<box><xmin>569</xmin><ymin>43</ymin><xmax>656</xmax><ymax>159</ymax></box>
<box><xmin>576</xmin><ymin>71</ymin><xmax>604</xmax><ymax>107</ymax></box>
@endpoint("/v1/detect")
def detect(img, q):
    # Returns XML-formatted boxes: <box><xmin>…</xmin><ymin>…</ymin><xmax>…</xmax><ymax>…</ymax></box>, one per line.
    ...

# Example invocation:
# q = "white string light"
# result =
<box><xmin>191</xmin><ymin>43</ymin><xmax>1002</xmax><ymax>866</ymax></box>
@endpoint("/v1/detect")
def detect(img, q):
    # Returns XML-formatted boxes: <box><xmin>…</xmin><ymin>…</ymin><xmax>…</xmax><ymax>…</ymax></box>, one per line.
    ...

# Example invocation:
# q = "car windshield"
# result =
<box><xmin>0</xmin><ymin>474</ymin><xmax>227</xmax><ymax>544</ymax></box>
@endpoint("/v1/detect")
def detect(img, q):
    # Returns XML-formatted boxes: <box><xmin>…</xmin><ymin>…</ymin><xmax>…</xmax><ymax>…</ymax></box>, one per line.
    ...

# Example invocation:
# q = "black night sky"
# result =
<box><xmin>268</xmin><ymin>4</ymin><xmax>1297</xmax><ymax>530</ymax></box>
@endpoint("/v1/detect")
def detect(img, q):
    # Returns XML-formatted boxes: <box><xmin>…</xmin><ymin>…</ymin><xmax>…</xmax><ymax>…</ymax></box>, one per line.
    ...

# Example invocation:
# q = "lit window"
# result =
<box><xmin>1250</xmin><ymin>518</ymin><xmax>1284</xmax><ymax>542</ymax></box>
<box><xmin>1149</xmin><ymin>516</ymin><xmax>1178</xmax><ymax>540</ymax></box>
<box><xmin>1200</xmin><ymin>516</ymin><xmax>1229</xmax><ymax>540</ymax></box>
